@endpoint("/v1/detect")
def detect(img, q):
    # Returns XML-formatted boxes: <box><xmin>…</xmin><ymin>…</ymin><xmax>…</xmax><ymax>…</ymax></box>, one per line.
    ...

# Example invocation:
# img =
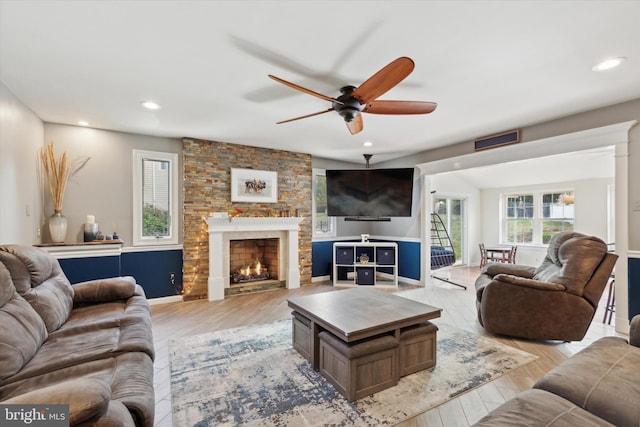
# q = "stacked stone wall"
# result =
<box><xmin>182</xmin><ymin>138</ymin><xmax>312</xmax><ymax>300</ymax></box>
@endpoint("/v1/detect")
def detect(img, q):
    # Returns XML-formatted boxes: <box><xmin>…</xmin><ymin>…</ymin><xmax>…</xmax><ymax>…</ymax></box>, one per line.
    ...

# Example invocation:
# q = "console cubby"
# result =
<box><xmin>332</xmin><ymin>242</ymin><xmax>398</xmax><ymax>287</ymax></box>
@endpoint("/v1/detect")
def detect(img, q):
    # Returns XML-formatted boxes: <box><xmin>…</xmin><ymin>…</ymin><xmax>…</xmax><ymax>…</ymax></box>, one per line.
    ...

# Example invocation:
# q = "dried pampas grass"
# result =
<box><xmin>40</xmin><ymin>142</ymin><xmax>90</xmax><ymax>211</ymax></box>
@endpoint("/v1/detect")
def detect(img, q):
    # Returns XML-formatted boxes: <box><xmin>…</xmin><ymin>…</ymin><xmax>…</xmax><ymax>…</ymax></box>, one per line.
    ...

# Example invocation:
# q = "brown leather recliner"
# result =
<box><xmin>475</xmin><ymin>231</ymin><xmax>618</xmax><ymax>341</ymax></box>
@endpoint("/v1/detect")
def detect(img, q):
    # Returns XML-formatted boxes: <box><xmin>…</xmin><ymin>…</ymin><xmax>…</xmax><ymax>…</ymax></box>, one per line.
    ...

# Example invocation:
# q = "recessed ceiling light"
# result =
<box><xmin>78</xmin><ymin>121</ymin><xmax>89</xmax><ymax>126</ymax></box>
<box><xmin>141</xmin><ymin>101</ymin><xmax>161</xmax><ymax>110</ymax></box>
<box><xmin>592</xmin><ymin>57</ymin><xmax>626</xmax><ymax>72</ymax></box>
<box><xmin>363</xmin><ymin>141</ymin><xmax>373</xmax><ymax>147</ymax></box>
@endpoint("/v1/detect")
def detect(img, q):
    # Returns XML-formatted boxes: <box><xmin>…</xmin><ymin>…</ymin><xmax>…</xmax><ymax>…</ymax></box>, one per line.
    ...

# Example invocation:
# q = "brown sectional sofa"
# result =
<box><xmin>0</xmin><ymin>245</ymin><xmax>155</xmax><ymax>426</ymax></box>
<box><xmin>473</xmin><ymin>314</ymin><xmax>640</xmax><ymax>426</ymax></box>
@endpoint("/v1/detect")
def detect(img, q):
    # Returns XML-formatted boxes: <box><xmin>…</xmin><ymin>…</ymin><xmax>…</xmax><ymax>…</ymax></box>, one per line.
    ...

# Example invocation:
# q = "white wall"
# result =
<box><xmin>0</xmin><ymin>81</ymin><xmax>43</xmax><ymax>245</ymax></box>
<box><xmin>481</xmin><ymin>178</ymin><xmax>614</xmax><ymax>266</ymax></box>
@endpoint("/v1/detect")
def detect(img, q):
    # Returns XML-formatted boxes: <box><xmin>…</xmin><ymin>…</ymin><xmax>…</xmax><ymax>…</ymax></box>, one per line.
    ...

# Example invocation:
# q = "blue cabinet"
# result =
<box><xmin>43</xmin><ymin>244</ymin><xmax>182</xmax><ymax>299</ymax></box>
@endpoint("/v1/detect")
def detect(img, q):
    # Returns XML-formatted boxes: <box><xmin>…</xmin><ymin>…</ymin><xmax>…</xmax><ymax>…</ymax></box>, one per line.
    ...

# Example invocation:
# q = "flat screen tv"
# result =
<box><xmin>326</xmin><ymin>168</ymin><xmax>414</xmax><ymax>218</ymax></box>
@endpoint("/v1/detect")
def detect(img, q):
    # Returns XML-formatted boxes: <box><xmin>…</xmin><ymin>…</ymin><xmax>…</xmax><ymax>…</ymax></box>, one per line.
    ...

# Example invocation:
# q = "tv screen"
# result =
<box><xmin>326</xmin><ymin>168</ymin><xmax>414</xmax><ymax>217</ymax></box>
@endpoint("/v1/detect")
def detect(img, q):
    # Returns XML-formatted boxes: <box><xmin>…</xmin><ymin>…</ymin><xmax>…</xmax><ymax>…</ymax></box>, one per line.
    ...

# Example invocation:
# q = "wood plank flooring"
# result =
<box><xmin>150</xmin><ymin>266</ymin><xmax>620</xmax><ymax>426</ymax></box>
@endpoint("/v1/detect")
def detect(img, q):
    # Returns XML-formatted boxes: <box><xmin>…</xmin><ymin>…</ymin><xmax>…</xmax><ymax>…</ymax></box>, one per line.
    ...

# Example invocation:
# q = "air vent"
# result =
<box><xmin>474</xmin><ymin>130</ymin><xmax>520</xmax><ymax>151</ymax></box>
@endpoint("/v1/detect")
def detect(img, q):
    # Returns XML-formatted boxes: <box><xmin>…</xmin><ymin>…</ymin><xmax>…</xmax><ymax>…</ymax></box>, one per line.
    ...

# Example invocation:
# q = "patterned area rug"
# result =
<box><xmin>169</xmin><ymin>319</ymin><xmax>536</xmax><ymax>426</ymax></box>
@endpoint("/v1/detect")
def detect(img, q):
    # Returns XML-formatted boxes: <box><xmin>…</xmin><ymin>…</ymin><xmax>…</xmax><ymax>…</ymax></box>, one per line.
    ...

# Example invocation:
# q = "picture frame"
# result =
<box><xmin>231</xmin><ymin>168</ymin><xmax>278</xmax><ymax>203</ymax></box>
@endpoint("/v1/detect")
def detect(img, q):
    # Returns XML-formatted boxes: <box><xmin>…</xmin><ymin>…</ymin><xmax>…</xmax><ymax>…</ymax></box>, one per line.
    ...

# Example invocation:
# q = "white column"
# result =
<box><xmin>208</xmin><ymin>231</ymin><xmax>225</xmax><ymax>301</ymax></box>
<box><xmin>287</xmin><ymin>228</ymin><xmax>300</xmax><ymax>289</ymax></box>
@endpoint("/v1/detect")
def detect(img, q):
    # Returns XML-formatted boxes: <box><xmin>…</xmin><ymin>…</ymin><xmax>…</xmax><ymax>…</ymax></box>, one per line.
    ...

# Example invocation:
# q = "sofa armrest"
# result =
<box><xmin>484</xmin><ymin>263</ymin><xmax>537</xmax><ymax>278</ymax></box>
<box><xmin>630</xmin><ymin>314</ymin><xmax>640</xmax><ymax>348</ymax></box>
<box><xmin>494</xmin><ymin>274</ymin><xmax>567</xmax><ymax>292</ymax></box>
<box><xmin>1</xmin><ymin>378</ymin><xmax>111</xmax><ymax>425</ymax></box>
<box><xmin>72</xmin><ymin>276</ymin><xmax>137</xmax><ymax>304</ymax></box>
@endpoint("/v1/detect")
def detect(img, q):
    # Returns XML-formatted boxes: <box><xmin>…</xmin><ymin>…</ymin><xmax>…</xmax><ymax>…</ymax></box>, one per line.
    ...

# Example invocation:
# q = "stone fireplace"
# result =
<box><xmin>206</xmin><ymin>217</ymin><xmax>302</xmax><ymax>301</ymax></box>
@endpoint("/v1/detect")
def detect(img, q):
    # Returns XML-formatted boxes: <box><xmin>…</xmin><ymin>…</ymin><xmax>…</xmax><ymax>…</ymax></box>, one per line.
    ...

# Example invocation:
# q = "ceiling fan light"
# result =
<box><xmin>363</xmin><ymin>141</ymin><xmax>373</xmax><ymax>147</ymax></box>
<box><xmin>592</xmin><ymin>57</ymin><xmax>626</xmax><ymax>72</ymax></box>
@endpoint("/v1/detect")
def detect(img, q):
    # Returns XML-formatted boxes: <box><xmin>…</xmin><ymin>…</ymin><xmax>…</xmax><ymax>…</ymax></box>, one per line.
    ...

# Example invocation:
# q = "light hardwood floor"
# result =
<box><xmin>150</xmin><ymin>267</ymin><xmax>620</xmax><ymax>426</ymax></box>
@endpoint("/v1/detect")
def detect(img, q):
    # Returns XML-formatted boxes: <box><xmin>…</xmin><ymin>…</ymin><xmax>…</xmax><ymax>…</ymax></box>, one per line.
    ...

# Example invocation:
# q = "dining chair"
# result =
<box><xmin>479</xmin><ymin>243</ymin><xmax>488</xmax><ymax>268</ymax></box>
<box><xmin>508</xmin><ymin>245</ymin><xmax>518</xmax><ymax>264</ymax></box>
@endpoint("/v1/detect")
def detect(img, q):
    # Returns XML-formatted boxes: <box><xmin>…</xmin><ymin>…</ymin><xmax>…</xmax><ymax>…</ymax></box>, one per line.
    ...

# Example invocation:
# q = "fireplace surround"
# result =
<box><xmin>206</xmin><ymin>217</ymin><xmax>303</xmax><ymax>300</ymax></box>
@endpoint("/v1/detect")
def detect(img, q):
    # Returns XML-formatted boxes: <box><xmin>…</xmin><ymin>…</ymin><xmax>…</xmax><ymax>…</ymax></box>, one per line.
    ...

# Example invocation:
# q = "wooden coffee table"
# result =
<box><xmin>287</xmin><ymin>287</ymin><xmax>442</xmax><ymax>370</ymax></box>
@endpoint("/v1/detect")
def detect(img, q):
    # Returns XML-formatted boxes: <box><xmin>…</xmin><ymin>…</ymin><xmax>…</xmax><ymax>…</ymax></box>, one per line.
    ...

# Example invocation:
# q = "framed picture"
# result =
<box><xmin>231</xmin><ymin>168</ymin><xmax>278</xmax><ymax>203</ymax></box>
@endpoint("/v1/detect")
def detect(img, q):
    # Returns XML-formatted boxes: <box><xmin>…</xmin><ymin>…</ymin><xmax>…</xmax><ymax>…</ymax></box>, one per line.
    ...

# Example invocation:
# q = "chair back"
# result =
<box><xmin>582</xmin><ymin>252</ymin><xmax>618</xmax><ymax>307</ymax></box>
<box><xmin>533</xmin><ymin>232</ymin><xmax>610</xmax><ymax>296</ymax></box>
<box><xmin>479</xmin><ymin>243</ymin><xmax>488</xmax><ymax>267</ymax></box>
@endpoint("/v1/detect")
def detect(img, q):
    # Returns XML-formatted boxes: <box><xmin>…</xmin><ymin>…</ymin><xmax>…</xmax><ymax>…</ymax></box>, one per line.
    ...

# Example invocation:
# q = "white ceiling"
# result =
<box><xmin>1</xmin><ymin>1</ymin><xmax>639</xmax><ymax>165</ymax></box>
<box><xmin>440</xmin><ymin>146</ymin><xmax>615</xmax><ymax>189</ymax></box>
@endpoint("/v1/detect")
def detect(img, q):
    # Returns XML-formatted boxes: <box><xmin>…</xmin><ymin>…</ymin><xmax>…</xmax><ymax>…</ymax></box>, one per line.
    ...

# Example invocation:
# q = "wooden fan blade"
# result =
<box><xmin>276</xmin><ymin>108</ymin><xmax>334</xmax><ymax>124</ymax></box>
<box><xmin>269</xmin><ymin>75</ymin><xmax>342</xmax><ymax>104</ymax></box>
<box><xmin>364</xmin><ymin>100</ymin><xmax>437</xmax><ymax>115</ymax></box>
<box><xmin>352</xmin><ymin>57</ymin><xmax>415</xmax><ymax>104</ymax></box>
<box><xmin>346</xmin><ymin>114</ymin><xmax>364</xmax><ymax>135</ymax></box>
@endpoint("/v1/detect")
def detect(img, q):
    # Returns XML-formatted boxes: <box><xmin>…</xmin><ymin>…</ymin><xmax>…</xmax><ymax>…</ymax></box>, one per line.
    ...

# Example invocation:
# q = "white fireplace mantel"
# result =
<box><xmin>206</xmin><ymin>217</ymin><xmax>303</xmax><ymax>301</ymax></box>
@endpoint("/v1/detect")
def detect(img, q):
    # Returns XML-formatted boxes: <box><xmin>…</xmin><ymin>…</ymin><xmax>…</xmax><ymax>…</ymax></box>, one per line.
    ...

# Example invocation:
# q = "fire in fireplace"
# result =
<box><xmin>229</xmin><ymin>238</ymin><xmax>279</xmax><ymax>285</ymax></box>
<box><xmin>232</xmin><ymin>259</ymin><xmax>270</xmax><ymax>283</ymax></box>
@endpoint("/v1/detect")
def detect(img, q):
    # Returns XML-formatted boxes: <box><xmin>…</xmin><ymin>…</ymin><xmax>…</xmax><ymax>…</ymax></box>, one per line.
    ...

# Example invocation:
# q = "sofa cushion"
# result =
<box><xmin>0</xmin><ymin>352</ymin><xmax>155</xmax><ymax>427</ymax></box>
<box><xmin>534</xmin><ymin>336</ymin><xmax>640</xmax><ymax>427</ymax></box>
<box><xmin>0</xmin><ymin>263</ymin><xmax>48</xmax><ymax>382</ymax></box>
<box><xmin>0</xmin><ymin>245</ymin><xmax>73</xmax><ymax>332</ymax></box>
<box><xmin>472</xmin><ymin>389</ymin><xmax>615</xmax><ymax>426</ymax></box>
<box><xmin>3</xmin><ymin>312</ymin><xmax>154</xmax><ymax>385</ymax></box>
<box><xmin>1</xmin><ymin>378</ymin><xmax>111</xmax><ymax>425</ymax></box>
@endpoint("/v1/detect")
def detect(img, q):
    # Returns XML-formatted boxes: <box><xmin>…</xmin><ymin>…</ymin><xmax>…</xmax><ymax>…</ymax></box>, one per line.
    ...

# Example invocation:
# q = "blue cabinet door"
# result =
<box><xmin>121</xmin><ymin>250</ymin><xmax>183</xmax><ymax>299</ymax></box>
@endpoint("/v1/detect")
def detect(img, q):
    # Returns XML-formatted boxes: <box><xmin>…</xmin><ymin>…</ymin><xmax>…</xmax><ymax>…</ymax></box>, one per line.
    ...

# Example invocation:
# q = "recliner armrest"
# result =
<box><xmin>72</xmin><ymin>276</ymin><xmax>137</xmax><ymax>304</ymax></box>
<box><xmin>1</xmin><ymin>378</ymin><xmax>111</xmax><ymax>425</ymax></box>
<box><xmin>484</xmin><ymin>263</ymin><xmax>536</xmax><ymax>278</ymax></box>
<box><xmin>494</xmin><ymin>274</ymin><xmax>567</xmax><ymax>292</ymax></box>
<box><xmin>630</xmin><ymin>314</ymin><xmax>640</xmax><ymax>348</ymax></box>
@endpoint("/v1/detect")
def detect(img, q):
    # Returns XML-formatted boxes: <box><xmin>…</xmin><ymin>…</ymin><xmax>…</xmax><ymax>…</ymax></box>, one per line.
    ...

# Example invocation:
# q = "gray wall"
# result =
<box><xmin>42</xmin><ymin>123</ymin><xmax>183</xmax><ymax>246</ymax></box>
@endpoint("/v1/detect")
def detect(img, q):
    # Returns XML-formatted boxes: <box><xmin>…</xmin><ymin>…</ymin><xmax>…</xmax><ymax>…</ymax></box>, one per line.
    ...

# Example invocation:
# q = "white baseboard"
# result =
<box><xmin>149</xmin><ymin>295</ymin><xmax>183</xmax><ymax>305</ymax></box>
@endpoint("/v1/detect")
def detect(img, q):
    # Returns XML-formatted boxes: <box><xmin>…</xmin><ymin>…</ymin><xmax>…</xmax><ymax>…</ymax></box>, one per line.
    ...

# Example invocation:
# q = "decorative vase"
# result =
<box><xmin>49</xmin><ymin>210</ymin><xmax>67</xmax><ymax>243</ymax></box>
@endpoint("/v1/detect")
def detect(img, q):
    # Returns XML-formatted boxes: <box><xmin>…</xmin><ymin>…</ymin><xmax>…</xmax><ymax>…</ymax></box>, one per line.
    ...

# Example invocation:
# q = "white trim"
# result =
<box><xmin>148</xmin><ymin>295</ymin><xmax>183</xmax><ymax>305</ymax></box>
<box><xmin>41</xmin><ymin>244</ymin><xmax>122</xmax><ymax>259</ymax></box>
<box><xmin>121</xmin><ymin>244</ymin><xmax>183</xmax><ymax>253</ymax></box>
<box><xmin>312</xmin><ymin>168</ymin><xmax>337</xmax><ymax>238</ymax></box>
<box><xmin>132</xmin><ymin>149</ymin><xmax>179</xmax><ymax>246</ymax></box>
<box><xmin>312</xmin><ymin>275</ymin><xmax>330</xmax><ymax>282</ymax></box>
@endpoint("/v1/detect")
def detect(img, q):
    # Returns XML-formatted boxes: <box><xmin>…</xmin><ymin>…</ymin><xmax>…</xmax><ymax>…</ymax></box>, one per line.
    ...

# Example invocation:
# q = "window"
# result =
<box><xmin>312</xmin><ymin>168</ymin><xmax>336</xmax><ymax>237</ymax></box>
<box><xmin>433</xmin><ymin>197</ymin><xmax>465</xmax><ymax>263</ymax></box>
<box><xmin>505</xmin><ymin>194</ymin><xmax>534</xmax><ymax>243</ymax></box>
<box><xmin>541</xmin><ymin>192</ymin><xmax>575</xmax><ymax>243</ymax></box>
<box><xmin>503</xmin><ymin>191</ymin><xmax>574</xmax><ymax>245</ymax></box>
<box><xmin>133</xmin><ymin>150</ymin><xmax>179</xmax><ymax>246</ymax></box>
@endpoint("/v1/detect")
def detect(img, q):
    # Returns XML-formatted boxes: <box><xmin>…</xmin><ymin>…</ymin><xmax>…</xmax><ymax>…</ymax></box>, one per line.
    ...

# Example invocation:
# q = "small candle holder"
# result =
<box><xmin>84</xmin><ymin>223</ymin><xmax>99</xmax><ymax>242</ymax></box>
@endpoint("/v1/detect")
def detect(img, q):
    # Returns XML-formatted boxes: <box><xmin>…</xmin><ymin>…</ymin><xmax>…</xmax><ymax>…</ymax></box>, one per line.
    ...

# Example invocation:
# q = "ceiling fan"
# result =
<box><xmin>268</xmin><ymin>57</ymin><xmax>437</xmax><ymax>135</ymax></box>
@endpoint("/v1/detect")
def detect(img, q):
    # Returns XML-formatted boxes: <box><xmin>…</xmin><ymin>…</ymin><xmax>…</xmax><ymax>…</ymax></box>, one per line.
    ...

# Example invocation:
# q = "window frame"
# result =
<box><xmin>312</xmin><ymin>168</ymin><xmax>336</xmax><ymax>238</ymax></box>
<box><xmin>501</xmin><ymin>189</ymin><xmax>574</xmax><ymax>245</ymax></box>
<box><xmin>132</xmin><ymin>149</ymin><xmax>179</xmax><ymax>246</ymax></box>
